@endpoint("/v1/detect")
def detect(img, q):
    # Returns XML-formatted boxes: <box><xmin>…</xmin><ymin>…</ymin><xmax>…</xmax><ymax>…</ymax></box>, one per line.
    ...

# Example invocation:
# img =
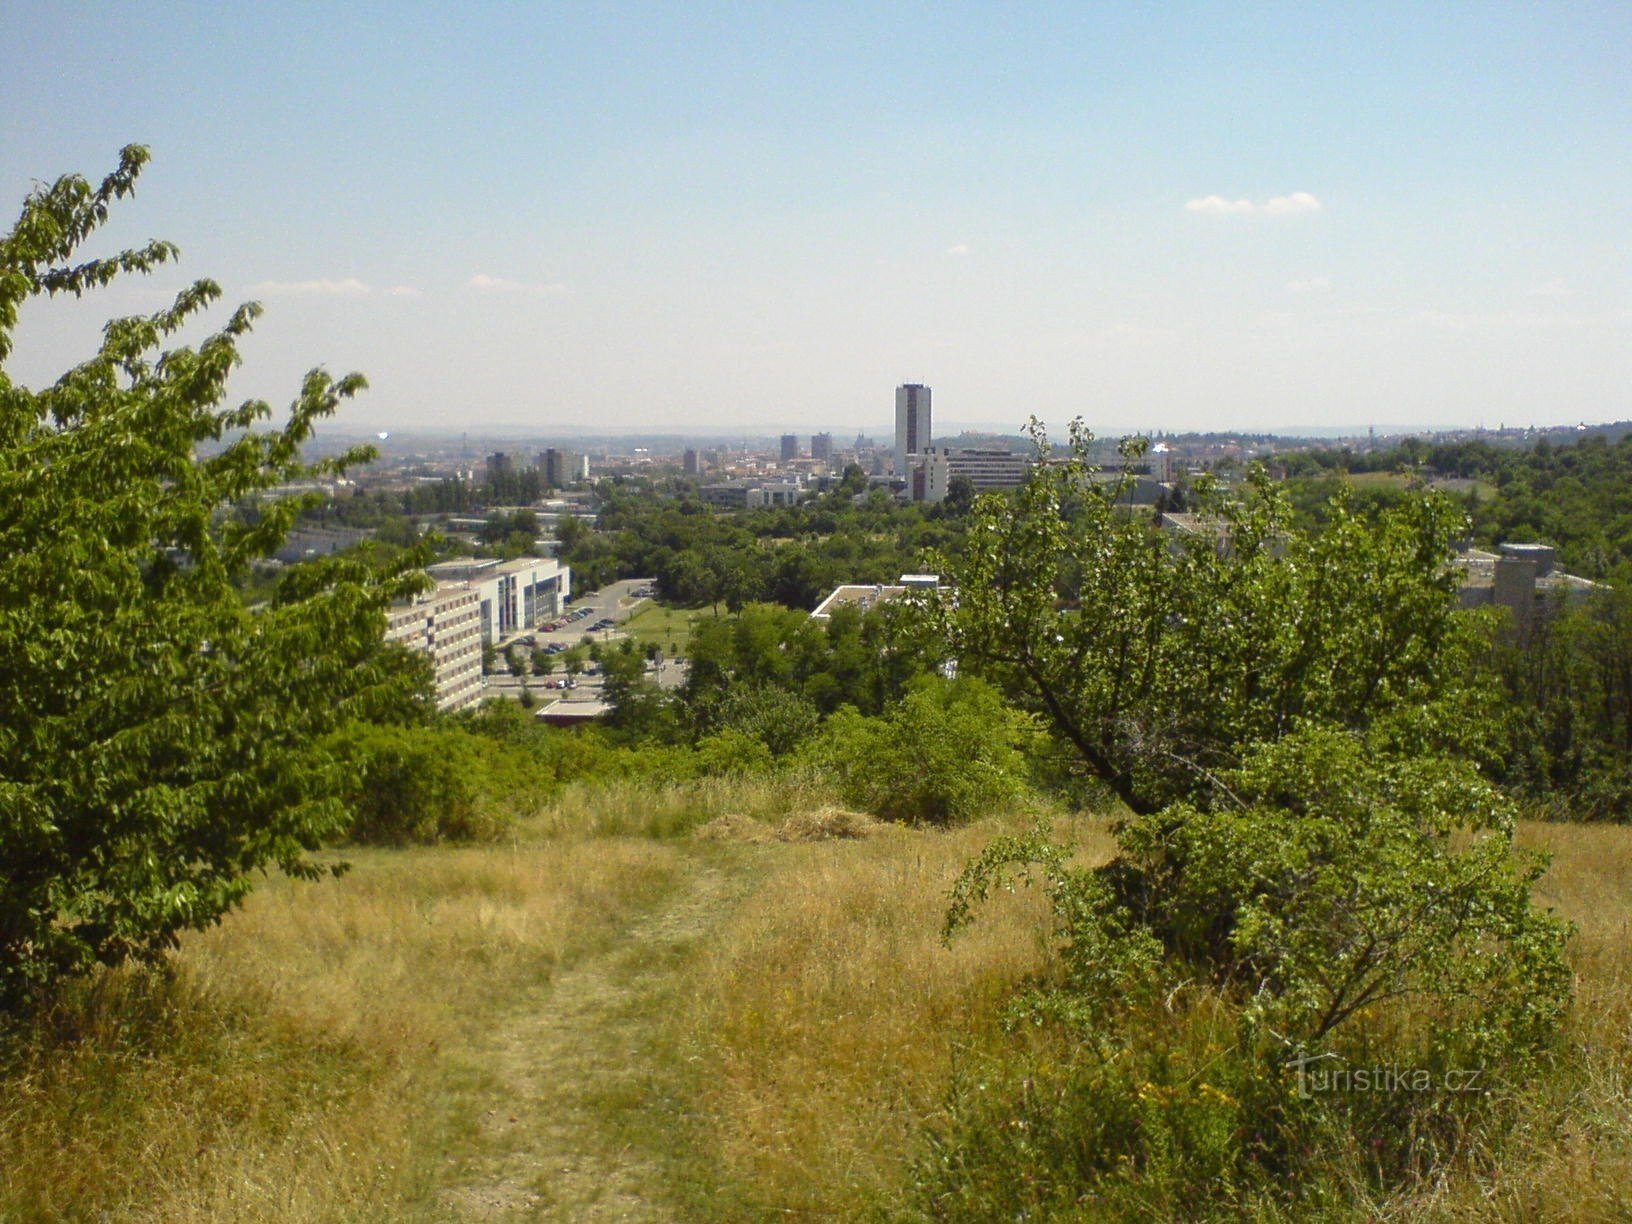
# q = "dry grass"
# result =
<box><xmin>677</xmin><ymin>811</ymin><xmax>1118</xmax><ymax>1217</ymax></box>
<box><xmin>1404</xmin><ymin>823</ymin><xmax>1632</xmax><ymax>1220</ymax></box>
<box><xmin>0</xmin><ymin>837</ymin><xmax>681</xmax><ymax>1223</ymax></box>
<box><xmin>696</xmin><ymin>805</ymin><xmax>881</xmax><ymax>844</ymax></box>
<box><xmin>533</xmin><ymin>772</ymin><xmax>822</xmax><ymax>840</ymax></box>
<box><xmin>5</xmin><ymin>800</ymin><xmax>1631</xmax><ymax>1222</ymax></box>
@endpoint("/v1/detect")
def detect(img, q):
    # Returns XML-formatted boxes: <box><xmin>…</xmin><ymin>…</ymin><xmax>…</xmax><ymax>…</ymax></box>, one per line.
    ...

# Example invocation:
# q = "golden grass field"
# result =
<box><xmin>1</xmin><ymin>797</ymin><xmax>1628</xmax><ymax>1221</ymax></box>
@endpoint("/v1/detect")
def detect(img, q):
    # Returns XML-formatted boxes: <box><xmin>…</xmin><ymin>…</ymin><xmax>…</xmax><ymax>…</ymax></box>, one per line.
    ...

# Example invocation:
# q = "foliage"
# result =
<box><xmin>324</xmin><ymin>722</ymin><xmax>545</xmax><ymax>844</ymax></box>
<box><xmin>1279</xmin><ymin>430</ymin><xmax>1632</xmax><ymax>580</ymax></box>
<box><xmin>559</xmin><ymin>478</ymin><xmax>967</xmax><ymax>608</ymax></box>
<box><xmin>934</xmin><ymin>420</ymin><xmax>1494</xmax><ymax>815</ymax></box>
<box><xmin>0</xmin><ymin>148</ymin><xmax>427</xmax><ymax>1008</ymax></box>
<box><xmin>804</xmin><ymin>676</ymin><xmax>1034</xmax><ymax>824</ymax></box>
<box><xmin>1491</xmin><ymin>570</ymin><xmax>1632</xmax><ymax>817</ymax></box>
<box><xmin>682</xmin><ymin>600</ymin><xmax>940</xmax><ymax>733</ymax></box>
<box><xmin>937</xmin><ymin>728</ymin><xmax>1574</xmax><ymax>1210</ymax></box>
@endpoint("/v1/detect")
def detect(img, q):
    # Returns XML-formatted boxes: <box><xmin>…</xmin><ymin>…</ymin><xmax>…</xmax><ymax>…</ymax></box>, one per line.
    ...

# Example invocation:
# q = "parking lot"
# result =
<box><xmin>483</xmin><ymin>578</ymin><xmax>672</xmax><ymax>707</ymax></box>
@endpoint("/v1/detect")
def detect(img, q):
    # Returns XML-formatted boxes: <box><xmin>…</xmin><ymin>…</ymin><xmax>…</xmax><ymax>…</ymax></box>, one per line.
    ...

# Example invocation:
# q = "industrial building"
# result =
<box><xmin>1455</xmin><ymin>542</ymin><xmax>1600</xmax><ymax>629</ymax></box>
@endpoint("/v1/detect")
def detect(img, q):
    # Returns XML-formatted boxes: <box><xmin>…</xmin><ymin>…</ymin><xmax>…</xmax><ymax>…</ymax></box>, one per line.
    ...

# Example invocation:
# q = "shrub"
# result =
<box><xmin>0</xmin><ymin>149</ymin><xmax>427</xmax><ymax>1008</ymax></box>
<box><xmin>806</xmin><ymin>676</ymin><xmax>1034</xmax><ymax>824</ymax></box>
<box><xmin>326</xmin><ymin>724</ymin><xmax>530</xmax><ymax>844</ymax></box>
<box><xmin>933</xmin><ymin>727</ymin><xmax>1574</xmax><ymax>1211</ymax></box>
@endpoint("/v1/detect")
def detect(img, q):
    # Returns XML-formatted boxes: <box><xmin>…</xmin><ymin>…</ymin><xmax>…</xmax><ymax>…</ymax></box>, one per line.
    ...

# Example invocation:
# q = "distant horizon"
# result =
<box><xmin>4</xmin><ymin>5</ymin><xmax>1626</xmax><ymax>434</ymax></box>
<box><xmin>310</xmin><ymin>414</ymin><xmax>1632</xmax><ymax>450</ymax></box>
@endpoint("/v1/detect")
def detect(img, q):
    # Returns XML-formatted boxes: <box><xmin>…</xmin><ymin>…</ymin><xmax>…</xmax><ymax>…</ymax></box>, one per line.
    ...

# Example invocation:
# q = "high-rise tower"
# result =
<box><xmin>894</xmin><ymin>383</ymin><xmax>931</xmax><ymax>477</ymax></box>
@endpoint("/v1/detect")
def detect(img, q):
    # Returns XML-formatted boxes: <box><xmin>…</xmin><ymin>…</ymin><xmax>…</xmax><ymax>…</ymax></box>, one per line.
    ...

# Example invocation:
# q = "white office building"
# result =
<box><xmin>385</xmin><ymin>586</ymin><xmax>484</xmax><ymax>712</ymax></box>
<box><xmin>913</xmin><ymin>447</ymin><xmax>1033</xmax><ymax>502</ymax></box>
<box><xmin>424</xmin><ymin>556</ymin><xmax>572</xmax><ymax>644</ymax></box>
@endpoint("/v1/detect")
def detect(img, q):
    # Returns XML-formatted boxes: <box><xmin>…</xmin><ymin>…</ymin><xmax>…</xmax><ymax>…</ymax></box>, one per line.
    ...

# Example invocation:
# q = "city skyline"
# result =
<box><xmin>3</xmin><ymin>4</ymin><xmax>1628</xmax><ymax>436</ymax></box>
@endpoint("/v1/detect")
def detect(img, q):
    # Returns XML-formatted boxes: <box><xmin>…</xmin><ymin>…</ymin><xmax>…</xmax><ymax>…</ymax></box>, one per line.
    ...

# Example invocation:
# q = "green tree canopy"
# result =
<box><xmin>934</xmin><ymin>421</ymin><xmax>1496</xmax><ymax>814</ymax></box>
<box><xmin>0</xmin><ymin>147</ymin><xmax>426</xmax><ymax>1007</ymax></box>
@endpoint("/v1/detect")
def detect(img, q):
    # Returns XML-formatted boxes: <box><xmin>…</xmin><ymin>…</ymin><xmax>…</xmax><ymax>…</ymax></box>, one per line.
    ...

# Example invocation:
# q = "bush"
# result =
<box><xmin>934</xmin><ymin>727</ymin><xmax>1574</xmax><ymax>1211</ymax></box>
<box><xmin>0</xmin><ymin>149</ymin><xmax>427</xmax><ymax>1008</ymax></box>
<box><xmin>805</xmin><ymin>676</ymin><xmax>1034</xmax><ymax>824</ymax></box>
<box><xmin>326</xmin><ymin>724</ymin><xmax>533</xmax><ymax>844</ymax></box>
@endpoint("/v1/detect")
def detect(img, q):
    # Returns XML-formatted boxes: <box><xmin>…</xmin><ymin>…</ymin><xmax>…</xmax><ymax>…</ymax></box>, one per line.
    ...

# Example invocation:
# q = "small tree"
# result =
<box><xmin>0</xmin><ymin>148</ymin><xmax>426</xmax><ymax>1008</ymax></box>
<box><xmin>933</xmin><ymin>420</ymin><xmax>1494</xmax><ymax>814</ymax></box>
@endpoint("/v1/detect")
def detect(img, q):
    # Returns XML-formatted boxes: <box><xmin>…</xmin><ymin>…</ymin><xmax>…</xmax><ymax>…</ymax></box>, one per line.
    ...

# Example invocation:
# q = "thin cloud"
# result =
<box><xmin>1286</xmin><ymin>276</ymin><xmax>1332</xmax><ymax>293</ymax></box>
<box><xmin>467</xmin><ymin>273</ymin><xmax>570</xmax><ymax>296</ymax></box>
<box><xmin>1186</xmin><ymin>192</ymin><xmax>1322</xmax><ymax>217</ymax></box>
<box><xmin>385</xmin><ymin>285</ymin><xmax>425</xmax><ymax>298</ymax></box>
<box><xmin>946</xmin><ymin>242</ymin><xmax>970</xmax><ymax>257</ymax></box>
<box><xmin>249</xmin><ymin>277</ymin><xmax>373</xmax><ymax>296</ymax></box>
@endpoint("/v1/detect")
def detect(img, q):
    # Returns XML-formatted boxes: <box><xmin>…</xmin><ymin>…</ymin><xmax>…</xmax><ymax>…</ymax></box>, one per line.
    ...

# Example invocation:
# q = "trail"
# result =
<box><xmin>434</xmin><ymin>855</ymin><xmax>743</xmax><ymax>1222</ymax></box>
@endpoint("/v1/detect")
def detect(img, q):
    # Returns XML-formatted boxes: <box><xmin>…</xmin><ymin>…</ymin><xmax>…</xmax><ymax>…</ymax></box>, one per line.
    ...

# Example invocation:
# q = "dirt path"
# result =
<box><xmin>434</xmin><ymin>854</ymin><xmax>745</xmax><ymax>1222</ymax></box>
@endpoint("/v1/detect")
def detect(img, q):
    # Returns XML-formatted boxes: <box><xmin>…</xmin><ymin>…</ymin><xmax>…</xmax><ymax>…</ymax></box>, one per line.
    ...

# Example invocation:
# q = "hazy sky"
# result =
<box><xmin>3</xmin><ymin>2</ymin><xmax>1628</xmax><ymax>437</ymax></box>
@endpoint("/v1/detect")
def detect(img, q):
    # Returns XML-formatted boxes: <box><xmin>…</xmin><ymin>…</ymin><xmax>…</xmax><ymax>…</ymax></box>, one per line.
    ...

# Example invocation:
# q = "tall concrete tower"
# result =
<box><xmin>894</xmin><ymin>383</ymin><xmax>931</xmax><ymax>477</ymax></box>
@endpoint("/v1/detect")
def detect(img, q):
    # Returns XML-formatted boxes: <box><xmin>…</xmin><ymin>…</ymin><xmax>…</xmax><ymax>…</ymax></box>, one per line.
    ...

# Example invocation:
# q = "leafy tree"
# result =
<box><xmin>0</xmin><ymin>148</ymin><xmax>426</xmax><ymax>1007</ymax></box>
<box><xmin>931</xmin><ymin>422</ymin><xmax>1574</xmax><ymax>1209</ymax></box>
<box><xmin>933</xmin><ymin>421</ymin><xmax>1494</xmax><ymax>814</ymax></box>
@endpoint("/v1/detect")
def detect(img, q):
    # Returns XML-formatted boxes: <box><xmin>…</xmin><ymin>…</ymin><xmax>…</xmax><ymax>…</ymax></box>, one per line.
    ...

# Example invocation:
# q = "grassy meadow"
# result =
<box><xmin>620</xmin><ymin>601</ymin><xmax>710</xmax><ymax>657</ymax></box>
<box><xmin>2</xmin><ymin>785</ymin><xmax>1630</xmax><ymax>1221</ymax></box>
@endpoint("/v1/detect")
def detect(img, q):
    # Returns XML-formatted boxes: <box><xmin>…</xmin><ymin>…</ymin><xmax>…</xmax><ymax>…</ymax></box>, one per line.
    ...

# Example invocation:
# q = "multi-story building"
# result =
<box><xmin>538</xmin><ymin>447</ymin><xmax>584</xmax><ymax>489</ymax></box>
<box><xmin>682</xmin><ymin>447</ymin><xmax>700</xmax><ymax>476</ymax></box>
<box><xmin>699</xmin><ymin>482</ymin><xmax>750</xmax><ymax>508</ymax></box>
<box><xmin>424</xmin><ymin>556</ymin><xmax>572</xmax><ymax>644</ymax></box>
<box><xmin>895</xmin><ymin>383</ymin><xmax>931</xmax><ymax>476</ymax></box>
<box><xmin>913</xmin><ymin>447</ymin><xmax>1033</xmax><ymax>502</ymax></box>
<box><xmin>780</xmin><ymin>434</ymin><xmax>800</xmax><ymax>463</ymax></box>
<box><xmin>746</xmin><ymin>481</ymin><xmax>805</xmax><ymax>508</ymax></box>
<box><xmin>485</xmin><ymin>452</ymin><xmax>515</xmax><ymax>485</ymax></box>
<box><xmin>1456</xmin><ymin>542</ymin><xmax>1600</xmax><ymax>630</ymax></box>
<box><xmin>385</xmin><ymin>585</ymin><xmax>484</xmax><ymax>712</ymax></box>
<box><xmin>810</xmin><ymin>432</ymin><xmax>833</xmax><ymax>463</ymax></box>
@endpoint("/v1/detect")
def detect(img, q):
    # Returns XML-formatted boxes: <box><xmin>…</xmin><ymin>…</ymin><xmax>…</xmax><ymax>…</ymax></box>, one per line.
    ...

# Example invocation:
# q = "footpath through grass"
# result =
<box><xmin>5</xmin><ymin>798</ymin><xmax>1632</xmax><ymax>1220</ymax></box>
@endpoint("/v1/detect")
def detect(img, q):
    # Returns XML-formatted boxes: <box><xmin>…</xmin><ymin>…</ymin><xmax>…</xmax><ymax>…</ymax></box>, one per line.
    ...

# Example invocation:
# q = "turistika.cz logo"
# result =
<box><xmin>1284</xmin><ymin>1051</ymin><xmax>1485</xmax><ymax>1099</ymax></box>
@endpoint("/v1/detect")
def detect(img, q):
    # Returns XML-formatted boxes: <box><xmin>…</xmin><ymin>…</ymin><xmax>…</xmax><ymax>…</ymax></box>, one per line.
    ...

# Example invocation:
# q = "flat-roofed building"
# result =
<box><xmin>913</xmin><ymin>447</ymin><xmax>1033</xmax><ymax>502</ymax></box>
<box><xmin>1456</xmin><ymin>542</ymin><xmax>1601</xmax><ymax>630</ymax></box>
<box><xmin>425</xmin><ymin>555</ymin><xmax>572</xmax><ymax>644</ymax></box>
<box><xmin>894</xmin><ymin>383</ymin><xmax>931</xmax><ymax>476</ymax></box>
<box><xmin>386</xmin><ymin>585</ymin><xmax>484</xmax><ymax>711</ymax></box>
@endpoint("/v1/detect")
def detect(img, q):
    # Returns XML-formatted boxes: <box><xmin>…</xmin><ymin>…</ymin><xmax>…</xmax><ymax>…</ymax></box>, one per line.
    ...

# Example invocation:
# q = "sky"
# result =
<box><xmin>2</xmin><ymin>2</ymin><xmax>1628</xmax><ymax>438</ymax></box>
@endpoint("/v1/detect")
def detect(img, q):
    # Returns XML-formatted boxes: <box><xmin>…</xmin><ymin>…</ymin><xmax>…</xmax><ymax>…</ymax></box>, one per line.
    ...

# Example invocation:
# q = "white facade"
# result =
<box><xmin>386</xmin><ymin>586</ymin><xmax>484</xmax><ymax>712</ymax></box>
<box><xmin>915</xmin><ymin>447</ymin><xmax>1033</xmax><ymax>502</ymax></box>
<box><xmin>423</xmin><ymin>556</ymin><xmax>573</xmax><ymax>644</ymax></box>
<box><xmin>894</xmin><ymin>383</ymin><xmax>931</xmax><ymax>477</ymax></box>
<box><xmin>746</xmin><ymin>480</ymin><xmax>806</xmax><ymax>508</ymax></box>
<box><xmin>474</xmin><ymin>557</ymin><xmax>571</xmax><ymax>643</ymax></box>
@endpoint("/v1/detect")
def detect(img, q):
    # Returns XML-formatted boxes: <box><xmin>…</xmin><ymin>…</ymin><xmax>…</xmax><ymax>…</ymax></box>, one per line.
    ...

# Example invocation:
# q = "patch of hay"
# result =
<box><xmin>694</xmin><ymin>813</ymin><xmax>774</xmax><ymax>843</ymax></box>
<box><xmin>776</xmin><ymin>807</ymin><xmax>880</xmax><ymax>842</ymax></box>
